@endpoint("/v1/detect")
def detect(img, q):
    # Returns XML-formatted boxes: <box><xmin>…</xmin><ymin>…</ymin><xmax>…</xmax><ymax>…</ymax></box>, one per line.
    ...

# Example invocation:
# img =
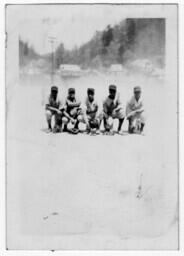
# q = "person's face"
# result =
<box><xmin>88</xmin><ymin>93</ymin><xmax>94</xmax><ymax>102</ymax></box>
<box><xmin>51</xmin><ymin>90</ymin><xmax>58</xmax><ymax>99</ymax></box>
<box><xmin>109</xmin><ymin>89</ymin><xmax>116</xmax><ymax>100</ymax></box>
<box><xmin>69</xmin><ymin>92</ymin><xmax>75</xmax><ymax>100</ymax></box>
<box><xmin>134</xmin><ymin>91</ymin><xmax>141</xmax><ymax>100</ymax></box>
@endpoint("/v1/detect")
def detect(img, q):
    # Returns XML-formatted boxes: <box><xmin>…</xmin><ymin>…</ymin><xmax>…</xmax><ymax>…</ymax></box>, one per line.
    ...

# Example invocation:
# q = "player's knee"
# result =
<box><xmin>118</xmin><ymin>109</ymin><xmax>125</xmax><ymax>119</ymax></box>
<box><xmin>62</xmin><ymin>116</ymin><xmax>69</xmax><ymax>124</ymax></box>
<box><xmin>46</xmin><ymin>110</ymin><xmax>52</xmax><ymax>121</ymax></box>
<box><xmin>77</xmin><ymin>115</ymin><xmax>84</xmax><ymax>122</ymax></box>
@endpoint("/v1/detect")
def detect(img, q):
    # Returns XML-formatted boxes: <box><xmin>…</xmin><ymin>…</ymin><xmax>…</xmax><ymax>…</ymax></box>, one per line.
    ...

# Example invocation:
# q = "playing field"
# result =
<box><xmin>6</xmin><ymin>72</ymin><xmax>178</xmax><ymax>249</ymax></box>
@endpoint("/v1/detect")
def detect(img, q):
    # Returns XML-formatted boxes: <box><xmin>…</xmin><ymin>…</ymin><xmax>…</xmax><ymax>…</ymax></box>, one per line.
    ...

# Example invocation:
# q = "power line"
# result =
<box><xmin>48</xmin><ymin>36</ymin><xmax>57</xmax><ymax>84</ymax></box>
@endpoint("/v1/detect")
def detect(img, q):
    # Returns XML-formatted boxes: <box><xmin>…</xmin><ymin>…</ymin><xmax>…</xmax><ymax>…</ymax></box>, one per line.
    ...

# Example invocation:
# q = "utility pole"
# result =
<box><xmin>48</xmin><ymin>36</ymin><xmax>57</xmax><ymax>84</ymax></box>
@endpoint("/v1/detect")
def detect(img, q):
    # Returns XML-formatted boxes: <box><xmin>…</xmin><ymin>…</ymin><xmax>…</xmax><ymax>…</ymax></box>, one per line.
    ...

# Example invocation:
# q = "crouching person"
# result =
<box><xmin>63</xmin><ymin>88</ymin><xmax>85</xmax><ymax>133</ymax></box>
<box><xmin>45</xmin><ymin>86</ymin><xmax>64</xmax><ymax>133</ymax></box>
<box><xmin>85</xmin><ymin>88</ymin><xmax>102</xmax><ymax>134</ymax></box>
<box><xmin>126</xmin><ymin>86</ymin><xmax>145</xmax><ymax>134</ymax></box>
<box><xmin>102</xmin><ymin>85</ymin><xmax>125</xmax><ymax>134</ymax></box>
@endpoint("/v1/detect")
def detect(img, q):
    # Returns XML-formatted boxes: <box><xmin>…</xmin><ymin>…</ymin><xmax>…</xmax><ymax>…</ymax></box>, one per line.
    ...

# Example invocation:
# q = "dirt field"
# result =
<box><xmin>6</xmin><ymin>72</ymin><xmax>178</xmax><ymax>249</ymax></box>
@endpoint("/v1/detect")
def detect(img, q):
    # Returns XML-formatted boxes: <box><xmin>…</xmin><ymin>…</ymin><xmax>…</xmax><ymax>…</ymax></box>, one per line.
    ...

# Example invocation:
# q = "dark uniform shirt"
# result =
<box><xmin>103</xmin><ymin>93</ymin><xmax>122</xmax><ymax>115</ymax></box>
<box><xmin>65</xmin><ymin>97</ymin><xmax>81</xmax><ymax>117</ymax></box>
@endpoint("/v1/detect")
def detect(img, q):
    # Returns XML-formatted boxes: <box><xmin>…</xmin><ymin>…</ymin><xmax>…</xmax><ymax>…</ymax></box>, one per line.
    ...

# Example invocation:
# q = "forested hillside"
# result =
<box><xmin>19</xmin><ymin>39</ymin><xmax>40</xmax><ymax>67</ymax></box>
<box><xmin>54</xmin><ymin>18</ymin><xmax>165</xmax><ymax>69</ymax></box>
<box><xmin>19</xmin><ymin>18</ymin><xmax>165</xmax><ymax>70</ymax></box>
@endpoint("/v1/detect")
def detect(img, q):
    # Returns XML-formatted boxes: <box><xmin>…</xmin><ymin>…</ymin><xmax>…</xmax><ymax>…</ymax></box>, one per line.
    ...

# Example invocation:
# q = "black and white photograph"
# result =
<box><xmin>5</xmin><ymin>3</ymin><xmax>178</xmax><ymax>250</ymax></box>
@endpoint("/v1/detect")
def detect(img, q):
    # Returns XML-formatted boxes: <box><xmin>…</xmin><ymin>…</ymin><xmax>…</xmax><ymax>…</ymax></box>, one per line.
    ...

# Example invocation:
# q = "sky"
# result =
<box><xmin>18</xmin><ymin>5</ymin><xmax>129</xmax><ymax>54</ymax></box>
<box><xmin>15</xmin><ymin>4</ymin><xmax>173</xmax><ymax>55</ymax></box>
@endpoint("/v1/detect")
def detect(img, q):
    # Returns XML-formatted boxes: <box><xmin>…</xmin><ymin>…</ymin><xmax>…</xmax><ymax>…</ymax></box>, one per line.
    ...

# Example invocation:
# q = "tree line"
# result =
<box><xmin>19</xmin><ymin>18</ymin><xmax>165</xmax><ymax>70</ymax></box>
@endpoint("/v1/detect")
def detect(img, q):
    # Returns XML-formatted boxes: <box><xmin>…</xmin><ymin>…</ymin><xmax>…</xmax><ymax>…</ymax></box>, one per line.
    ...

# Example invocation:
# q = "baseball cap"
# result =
<box><xmin>68</xmin><ymin>88</ymin><xmax>75</xmax><ymax>94</ymax></box>
<box><xmin>87</xmin><ymin>88</ymin><xmax>95</xmax><ymax>94</ymax></box>
<box><xmin>109</xmin><ymin>85</ymin><xmax>117</xmax><ymax>91</ymax></box>
<box><xmin>51</xmin><ymin>86</ymin><xmax>58</xmax><ymax>92</ymax></box>
<box><xmin>134</xmin><ymin>86</ymin><xmax>141</xmax><ymax>93</ymax></box>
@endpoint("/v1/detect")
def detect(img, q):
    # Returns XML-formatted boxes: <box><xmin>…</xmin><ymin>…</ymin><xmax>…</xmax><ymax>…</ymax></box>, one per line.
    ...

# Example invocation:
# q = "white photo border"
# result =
<box><xmin>0</xmin><ymin>0</ymin><xmax>183</xmax><ymax>255</ymax></box>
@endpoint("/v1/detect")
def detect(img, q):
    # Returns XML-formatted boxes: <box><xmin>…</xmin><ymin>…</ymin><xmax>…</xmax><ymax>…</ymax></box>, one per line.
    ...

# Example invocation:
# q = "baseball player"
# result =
<box><xmin>85</xmin><ymin>88</ymin><xmax>102</xmax><ymax>134</ymax></box>
<box><xmin>102</xmin><ymin>85</ymin><xmax>125</xmax><ymax>134</ymax></box>
<box><xmin>45</xmin><ymin>86</ymin><xmax>64</xmax><ymax>133</ymax></box>
<box><xmin>126</xmin><ymin>86</ymin><xmax>145</xmax><ymax>134</ymax></box>
<box><xmin>62</xmin><ymin>88</ymin><xmax>84</xmax><ymax>133</ymax></box>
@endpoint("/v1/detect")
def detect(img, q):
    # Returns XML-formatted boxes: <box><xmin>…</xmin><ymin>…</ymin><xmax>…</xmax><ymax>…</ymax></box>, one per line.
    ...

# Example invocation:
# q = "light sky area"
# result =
<box><xmin>19</xmin><ymin>5</ymin><xmax>129</xmax><ymax>54</ymax></box>
<box><xmin>16</xmin><ymin>4</ymin><xmax>170</xmax><ymax>54</ymax></box>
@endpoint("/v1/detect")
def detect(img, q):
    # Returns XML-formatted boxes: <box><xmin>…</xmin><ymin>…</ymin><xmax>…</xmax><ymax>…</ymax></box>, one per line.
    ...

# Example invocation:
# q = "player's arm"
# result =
<box><xmin>66</xmin><ymin>99</ymin><xmax>81</xmax><ymax>108</ymax></box>
<box><xmin>59</xmin><ymin>102</ymin><xmax>74</xmax><ymax>123</ymax></box>
<box><xmin>126</xmin><ymin>107</ymin><xmax>144</xmax><ymax>118</ymax></box>
<box><xmin>58</xmin><ymin>101</ymin><xmax>66</xmax><ymax>113</ymax></box>
<box><xmin>45</xmin><ymin>97</ymin><xmax>53</xmax><ymax>111</ymax></box>
<box><xmin>59</xmin><ymin>101</ymin><xmax>75</xmax><ymax>123</ymax></box>
<box><xmin>125</xmin><ymin>101</ymin><xmax>135</xmax><ymax>118</ymax></box>
<box><xmin>113</xmin><ymin>95</ymin><xmax>122</xmax><ymax>112</ymax></box>
<box><xmin>135</xmin><ymin>101</ymin><xmax>144</xmax><ymax>113</ymax></box>
<box><xmin>135</xmin><ymin>108</ymin><xmax>144</xmax><ymax>113</ymax></box>
<box><xmin>45</xmin><ymin>104</ymin><xmax>61</xmax><ymax>114</ymax></box>
<box><xmin>114</xmin><ymin>104</ymin><xmax>122</xmax><ymax>112</ymax></box>
<box><xmin>86</xmin><ymin>104</ymin><xmax>98</xmax><ymax>114</ymax></box>
<box><xmin>45</xmin><ymin>102</ymin><xmax>52</xmax><ymax>110</ymax></box>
